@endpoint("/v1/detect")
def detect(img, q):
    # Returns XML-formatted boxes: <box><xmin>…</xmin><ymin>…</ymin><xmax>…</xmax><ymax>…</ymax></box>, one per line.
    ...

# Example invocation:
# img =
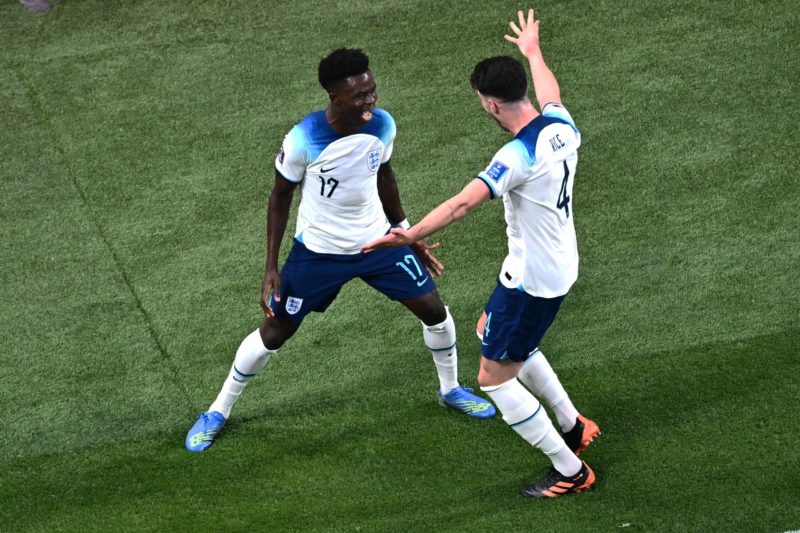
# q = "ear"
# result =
<box><xmin>489</xmin><ymin>99</ymin><xmax>500</xmax><ymax>115</ymax></box>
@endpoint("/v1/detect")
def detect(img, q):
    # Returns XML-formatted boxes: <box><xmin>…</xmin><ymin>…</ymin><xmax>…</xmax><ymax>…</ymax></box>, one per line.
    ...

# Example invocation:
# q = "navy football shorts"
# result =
<box><xmin>480</xmin><ymin>279</ymin><xmax>566</xmax><ymax>362</ymax></box>
<box><xmin>269</xmin><ymin>239</ymin><xmax>436</xmax><ymax>322</ymax></box>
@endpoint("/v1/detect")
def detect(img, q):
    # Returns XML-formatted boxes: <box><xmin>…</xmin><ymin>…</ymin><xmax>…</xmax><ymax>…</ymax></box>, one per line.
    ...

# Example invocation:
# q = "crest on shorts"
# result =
<box><xmin>367</xmin><ymin>149</ymin><xmax>381</xmax><ymax>172</ymax></box>
<box><xmin>286</xmin><ymin>296</ymin><xmax>303</xmax><ymax>315</ymax></box>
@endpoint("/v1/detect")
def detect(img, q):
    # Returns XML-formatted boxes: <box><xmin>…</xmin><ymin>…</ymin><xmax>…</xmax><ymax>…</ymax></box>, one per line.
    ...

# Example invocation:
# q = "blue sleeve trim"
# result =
<box><xmin>276</xmin><ymin>169</ymin><xmax>302</xmax><ymax>184</ymax></box>
<box><xmin>476</xmin><ymin>176</ymin><xmax>497</xmax><ymax>199</ymax></box>
<box><xmin>275</xmin><ymin>169</ymin><xmax>303</xmax><ymax>185</ymax></box>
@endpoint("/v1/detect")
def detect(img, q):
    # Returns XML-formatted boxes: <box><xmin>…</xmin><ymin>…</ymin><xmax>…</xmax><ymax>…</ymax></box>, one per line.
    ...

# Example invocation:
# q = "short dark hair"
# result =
<box><xmin>469</xmin><ymin>56</ymin><xmax>528</xmax><ymax>102</ymax></box>
<box><xmin>318</xmin><ymin>48</ymin><xmax>370</xmax><ymax>92</ymax></box>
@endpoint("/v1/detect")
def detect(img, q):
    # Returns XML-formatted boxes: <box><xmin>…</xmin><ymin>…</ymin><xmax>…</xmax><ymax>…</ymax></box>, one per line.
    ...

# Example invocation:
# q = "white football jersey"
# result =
<box><xmin>477</xmin><ymin>103</ymin><xmax>581</xmax><ymax>298</ymax></box>
<box><xmin>275</xmin><ymin>109</ymin><xmax>395</xmax><ymax>254</ymax></box>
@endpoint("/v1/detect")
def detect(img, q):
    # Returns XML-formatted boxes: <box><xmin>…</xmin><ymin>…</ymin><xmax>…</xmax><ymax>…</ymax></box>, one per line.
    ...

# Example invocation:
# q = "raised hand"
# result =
<box><xmin>504</xmin><ymin>8</ymin><xmax>540</xmax><ymax>57</ymax></box>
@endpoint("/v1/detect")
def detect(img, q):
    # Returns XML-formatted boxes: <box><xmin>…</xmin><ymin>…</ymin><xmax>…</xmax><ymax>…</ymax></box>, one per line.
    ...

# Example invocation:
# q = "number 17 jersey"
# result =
<box><xmin>275</xmin><ymin>109</ymin><xmax>396</xmax><ymax>255</ymax></box>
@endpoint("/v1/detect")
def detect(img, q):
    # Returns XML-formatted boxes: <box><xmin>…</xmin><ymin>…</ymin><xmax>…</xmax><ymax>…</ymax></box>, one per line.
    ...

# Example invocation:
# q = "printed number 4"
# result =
<box><xmin>319</xmin><ymin>177</ymin><xmax>339</xmax><ymax>198</ymax></box>
<box><xmin>556</xmin><ymin>161</ymin><xmax>571</xmax><ymax>218</ymax></box>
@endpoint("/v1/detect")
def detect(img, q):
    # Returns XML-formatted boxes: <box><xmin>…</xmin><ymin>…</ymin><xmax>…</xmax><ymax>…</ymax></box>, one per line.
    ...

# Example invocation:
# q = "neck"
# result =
<box><xmin>326</xmin><ymin>107</ymin><xmax>359</xmax><ymax>135</ymax></box>
<box><xmin>505</xmin><ymin>102</ymin><xmax>539</xmax><ymax>136</ymax></box>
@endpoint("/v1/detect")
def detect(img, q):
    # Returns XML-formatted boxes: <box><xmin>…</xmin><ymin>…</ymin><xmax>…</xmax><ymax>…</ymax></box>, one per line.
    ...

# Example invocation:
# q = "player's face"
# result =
<box><xmin>332</xmin><ymin>71</ymin><xmax>378</xmax><ymax>126</ymax></box>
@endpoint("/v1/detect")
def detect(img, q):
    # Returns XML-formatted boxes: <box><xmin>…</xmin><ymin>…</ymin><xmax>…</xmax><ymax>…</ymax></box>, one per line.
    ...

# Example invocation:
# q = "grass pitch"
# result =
<box><xmin>1</xmin><ymin>1</ymin><xmax>798</xmax><ymax>531</ymax></box>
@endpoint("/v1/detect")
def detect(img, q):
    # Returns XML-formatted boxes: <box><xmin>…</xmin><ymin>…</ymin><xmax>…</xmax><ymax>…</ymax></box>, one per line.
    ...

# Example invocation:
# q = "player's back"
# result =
<box><xmin>479</xmin><ymin>103</ymin><xmax>581</xmax><ymax>298</ymax></box>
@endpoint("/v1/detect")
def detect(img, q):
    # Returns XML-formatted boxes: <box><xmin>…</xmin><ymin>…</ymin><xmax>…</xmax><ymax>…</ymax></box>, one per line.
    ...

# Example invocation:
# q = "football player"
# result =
<box><xmin>186</xmin><ymin>48</ymin><xmax>495</xmax><ymax>452</ymax></box>
<box><xmin>362</xmin><ymin>9</ymin><xmax>600</xmax><ymax>498</ymax></box>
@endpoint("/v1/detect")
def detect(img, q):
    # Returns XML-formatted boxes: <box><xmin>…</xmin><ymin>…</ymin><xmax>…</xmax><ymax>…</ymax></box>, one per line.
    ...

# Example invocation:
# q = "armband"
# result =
<box><xmin>397</xmin><ymin>219</ymin><xmax>411</xmax><ymax>230</ymax></box>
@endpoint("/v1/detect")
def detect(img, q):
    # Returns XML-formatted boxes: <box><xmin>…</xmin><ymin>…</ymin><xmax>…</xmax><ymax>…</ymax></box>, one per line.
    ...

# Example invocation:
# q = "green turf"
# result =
<box><xmin>1</xmin><ymin>0</ymin><xmax>798</xmax><ymax>531</ymax></box>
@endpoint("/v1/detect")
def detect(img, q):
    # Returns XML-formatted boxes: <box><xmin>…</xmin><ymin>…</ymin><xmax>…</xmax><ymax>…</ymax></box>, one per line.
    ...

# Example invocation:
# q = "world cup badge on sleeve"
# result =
<box><xmin>486</xmin><ymin>161</ymin><xmax>509</xmax><ymax>182</ymax></box>
<box><xmin>367</xmin><ymin>149</ymin><xmax>381</xmax><ymax>172</ymax></box>
<box><xmin>286</xmin><ymin>296</ymin><xmax>303</xmax><ymax>315</ymax></box>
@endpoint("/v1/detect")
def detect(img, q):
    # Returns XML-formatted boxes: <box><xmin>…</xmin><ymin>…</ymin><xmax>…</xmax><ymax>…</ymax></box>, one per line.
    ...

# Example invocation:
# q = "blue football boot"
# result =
<box><xmin>438</xmin><ymin>385</ymin><xmax>496</xmax><ymax>418</ymax></box>
<box><xmin>186</xmin><ymin>411</ymin><xmax>227</xmax><ymax>452</ymax></box>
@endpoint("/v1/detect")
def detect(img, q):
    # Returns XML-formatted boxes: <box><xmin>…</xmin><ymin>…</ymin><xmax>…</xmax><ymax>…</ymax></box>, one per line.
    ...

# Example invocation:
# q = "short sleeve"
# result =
<box><xmin>542</xmin><ymin>102</ymin><xmax>578</xmax><ymax>132</ymax></box>
<box><xmin>275</xmin><ymin>126</ymin><xmax>308</xmax><ymax>183</ymax></box>
<box><xmin>380</xmin><ymin>112</ymin><xmax>397</xmax><ymax>163</ymax></box>
<box><xmin>476</xmin><ymin>141</ymin><xmax>529</xmax><ymax>199</ymax></box>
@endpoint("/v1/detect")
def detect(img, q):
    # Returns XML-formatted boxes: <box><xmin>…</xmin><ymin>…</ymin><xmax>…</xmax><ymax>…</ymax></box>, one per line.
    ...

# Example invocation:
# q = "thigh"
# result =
<box><xmin>399</xmin><ymin>289</ymin><xmax>446</xmax><ymax>326</ymax></box>
<box><xmin>270</xmin><ymin>241</ymin><xmax>353</xmax><ymax>322</ymax></box>
<box><xmin>360</xmin><ymin>246</ymin><xmax>436</xmax><ymax>302</ymax></box>
<box><xmin>481</xmin><ymin>280</ymin><xmax>565</xmax><ymax>362</ymax></box>
<box><xmin>508</xmin><ymin>293</ymin><xmax>565</xmax><ymax>359</ymax></box>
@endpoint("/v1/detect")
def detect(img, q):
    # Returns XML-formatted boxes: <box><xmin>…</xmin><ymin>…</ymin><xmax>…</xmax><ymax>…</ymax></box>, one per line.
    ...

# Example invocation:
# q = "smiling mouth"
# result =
<box><xmin>361</xmin><ymin>107</ymin><xmax>374</xmax><ymax>121</ymax></box>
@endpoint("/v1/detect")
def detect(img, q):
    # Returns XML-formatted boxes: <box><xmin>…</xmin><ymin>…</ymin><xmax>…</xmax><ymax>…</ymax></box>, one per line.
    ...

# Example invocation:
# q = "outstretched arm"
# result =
<box><xmin>377</xmin><ymin>163</ymin><xmax>443</xmax><ymax>276</ymax></box>
<box><xmin>505</xmin><ymin>8</ymin><xmax>561</xmax><ymax>108</ymax></box>
<box><xmin>363</xmin><ymin>179</ymin><xmax>491</xmax><ymax>253</ymax></box>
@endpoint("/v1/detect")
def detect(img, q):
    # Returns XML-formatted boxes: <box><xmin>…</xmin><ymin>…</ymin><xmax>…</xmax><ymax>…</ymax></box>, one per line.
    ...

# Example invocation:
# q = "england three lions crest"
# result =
<box><xmin>367</xmin><ymin>149</ymin><xmax>381</xmax><ymax>172</ymax></box>
<box><xmin>285</xmin><ymin>296</ymin><xmax>303</xmax><ymax>315</ymax></box>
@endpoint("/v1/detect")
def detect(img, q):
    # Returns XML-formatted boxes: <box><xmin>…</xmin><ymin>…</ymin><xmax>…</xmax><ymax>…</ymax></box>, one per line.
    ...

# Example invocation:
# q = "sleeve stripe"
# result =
<box><xmin>275</xmin><ymin>168</ymin><xmax>301</xmax><ymax>184</ymax></box>
<box><xmin>476</xmin><ymin>176</ymin><xmax>497</xmax><ymax>199</ymax></box>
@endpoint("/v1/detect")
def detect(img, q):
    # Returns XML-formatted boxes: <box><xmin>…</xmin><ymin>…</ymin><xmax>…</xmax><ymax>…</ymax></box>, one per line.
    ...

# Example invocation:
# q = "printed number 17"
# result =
<box><xmin>319</xmin><ymin>177</ymin><xmax>339</xmax><ymax>198</ymax></box>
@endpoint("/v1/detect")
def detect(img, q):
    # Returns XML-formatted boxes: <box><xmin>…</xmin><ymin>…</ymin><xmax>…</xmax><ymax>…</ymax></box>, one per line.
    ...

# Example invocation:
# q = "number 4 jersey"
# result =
<box><xmin>477</xmin><ymin>102</ymin><xmax>581</xmax><ymax>299</ymax></box>
<box><xmin>275</xmin><ymin>108</ymin><xmax>396</xmax><ymax>255</ymax></box>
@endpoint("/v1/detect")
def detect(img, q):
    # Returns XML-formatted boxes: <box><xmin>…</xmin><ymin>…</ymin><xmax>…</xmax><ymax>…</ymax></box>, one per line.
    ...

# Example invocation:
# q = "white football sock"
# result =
<box><xmin>209</xmin><ymin>329</ymin><xmax>275</xmax><ymax>418</ymax></box>
<box><xmin>481</xmin><ymin>378</ymin><xmax>581</xmax><ymax>476</ymax></box>
<box><xmin>518</xmin><ymin>349</ymin><xmax>580</xmax><ymax>432</ymax></box>
<box><xmin>422</xmin><ymin>306</ymin><xmax>459</xmax><ymax>395</ymax></box>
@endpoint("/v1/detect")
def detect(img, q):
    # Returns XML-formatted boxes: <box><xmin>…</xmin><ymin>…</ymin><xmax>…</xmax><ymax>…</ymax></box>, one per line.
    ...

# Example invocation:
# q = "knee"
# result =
<box><xmin>259</xmin><ymin>319</ymin><xmax>296</xmax><ymax>350</ymax></box>
<box><xmin>477</xmin><ymin>367</ymin><xmax>493</xmax><ymax>389</ymax></box>
<box><xmin>259</xmin><ymin>329</ymin><xmax>284</xmax><ymax>351</ymax></box>
<box><xmin>477</xmin><ymin>357</ymin><xmax>520</xmax><ymax>388</ymax></box>
<box><xmin>420</xmin><ymin>299</ymin><xmax>447</xmax><ymax>326</ymax></box>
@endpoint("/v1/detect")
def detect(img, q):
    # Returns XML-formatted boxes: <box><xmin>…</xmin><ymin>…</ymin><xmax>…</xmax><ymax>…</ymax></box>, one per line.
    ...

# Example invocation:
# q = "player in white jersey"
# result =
<box><xmin>363</xmin><ymin>10</ymin><xmax>600</xmax><ymax>498</ymax></box>
<box><xmin>185</xmin><ymin>48</ymin><xmax>495</xmax><ymax>452</ymax></box>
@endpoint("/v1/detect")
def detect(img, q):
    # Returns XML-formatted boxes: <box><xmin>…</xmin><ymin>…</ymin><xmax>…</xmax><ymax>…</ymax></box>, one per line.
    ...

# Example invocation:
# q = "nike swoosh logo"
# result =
<box><xmin>416</xmin><ymin>276</ymin><xmax>429</xmax><ymax>287</ymax></box>
<box><xmin>320</xmin><ymin>166</ymin><xmax>337</xmax><ymax>173</ymax></box>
